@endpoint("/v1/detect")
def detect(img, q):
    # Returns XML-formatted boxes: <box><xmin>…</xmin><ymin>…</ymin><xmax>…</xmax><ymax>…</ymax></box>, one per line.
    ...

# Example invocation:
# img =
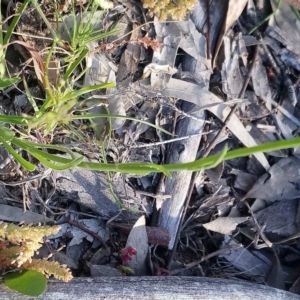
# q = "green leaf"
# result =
<box><xmin>0</xmin><ymin>136</ymin><xmax>35</xmax><ymax>171</ymax></box>
<box><xmin>0</xmin><ymin>125</ymin><xmax>14</xmax><ymax>142</ymax></box>
<box><xmin>0</xmin><ymin>77</ymin><xmax>19</xmax><ymax>88</ymax></box>
<box><xmin>0</xmin><ymin>135</ymin><xmax>35</xmax><ymax>172</ymax></box>
<box><xmin>61</xmin><ymin>82</ymin><xmax>115</xmax><ymax>102</ymax></box>
<box><xmin>3</xmin><ymin>270</ymin><xmax>47</xmax><ymax>296</ymax></box>
<box><xmin>0</xmin><ymin>115</ymin><xmax>29</xmax><ymax>125</ymax></box>
<box><xmin>63</xmin><ymin>47</ymin><xmax>89</xmax><ymax>81</ymax></box>
<box><xmin>30</xmin><ymin>151</ymin><xmax>84</xmax><ymax>170</ymax></box>
<box><xmin>11</xmin><ymin>138</ymin><xmax>83</xmax><ymax>171</ymax></box>
<box><xmin>13</xmin><ymin>138</ymin><xmax>78</xmax><ymax>159</ymax></box>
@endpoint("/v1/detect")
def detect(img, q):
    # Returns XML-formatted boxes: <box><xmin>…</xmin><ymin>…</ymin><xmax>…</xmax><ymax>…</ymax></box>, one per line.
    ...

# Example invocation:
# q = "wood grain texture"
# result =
<box><xmin>152</xmin><ymin>19</ymin><xmax>207</xmax><ymax>250</ymax></box>
<box><xmin>158</xmin><ymin>101</ymin><xmax>206</xmax><ymax>249</ymax></box>
<box><xmin>1</xmin><ymin>277</ymin><xmax>299</xmax><ymax>299</ymax></box>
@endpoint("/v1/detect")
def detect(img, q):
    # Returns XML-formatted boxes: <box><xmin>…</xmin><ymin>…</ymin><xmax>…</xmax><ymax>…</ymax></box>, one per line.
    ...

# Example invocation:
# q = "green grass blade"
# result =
<box><xmin>30</xmin><ymin>152</ymin><xmax>84</xmax><ymax>170</ymax></box>
<box><xmin>85</xmin><ymin>29</ymin><xmax>121</xmax><ymax>44</ymax></box>
<box><xmin>10</xmin><ymin>133</ymin><xmax>300</xmax><ymax>175</ymax></box>
<box><xmin>0</xmin><ymin>125</ymin><xmax>14</xmax><ymax>141</ymax></box>
<box><xmin>248</xmin><ymin>0</ymin><xmax>281</xmax><ymax>34</ymax></box>
<box><xmin>60</xmin><ymin>82</ymin><xmax>115</xmax><ymax>101</ymax></box>
<box><xmin>15</xmin><ymin>137</ymin><xmax>300</xmax><ymax>174</ymax></box>
<box><xmin>0</xmin><ymin>77</ymin><xmax>19</xmax><ymax>88</ymax></box>
<box><xmin>12</xmin><ymin>138</ymin><xmax>77</xmax><ymax>159</ymax></box>
<box><xmin>23</xmin><ymin>77</ymin><xmax>39</xmax><ymax>113</ymax></box>
<box><xmin>11</xmin><ymin>138</ymin><xmax>83</xmax><ymax>170</ymax></box>
<box><xmin>291</xmin><ymin>5</ymin><xmax>300</xmax><ymax>22</ymax></box>
<box><xmin>166</xmin><ymin>137</ymin><xmax>300</xmax><ymax>172</ymax></box>
<box><xmin>203</xmin><ymin>144</ymin><xmax>228</xmax><ymax>169</ymax></box>
<box><xmin>63</xmin><ymin>47</ymin><xmax>89</xmax><ymax>81</ymax></box>
<box><xmin>0</xmin><ymin>136</ymin><xmax>35</xmax><ymax>171</ymax></box>
<box><xmin>0</xmin><ymin>115</ymin><xmax>29</xmax><ymax>125</ymax></box>
<box><xmin>11</xmin><ymin>146</ymin><xmax>170</xmax><ymax>175</ymax></box>
<box><xmin>223</xmin><ymin>137</ymin><xmax>300</xmax><ymax>161</ymax></box>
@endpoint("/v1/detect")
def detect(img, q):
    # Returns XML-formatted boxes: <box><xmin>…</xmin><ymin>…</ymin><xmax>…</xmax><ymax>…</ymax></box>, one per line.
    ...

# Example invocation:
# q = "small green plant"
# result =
<box><xmin>0</xmin><ymin>1</ymin><xmax>120</xmax><ymax>170</ymax></box>
<box><xmin>0</xmin><ymin>0</ymin><xmax>30</xmax><ymax>88</ymax></box>
<box><xmin>25</xmin><ymin>0</ymin><xmax>119</xmax><ymax>135</ymax></box>
<box><xmin>0</xmin><ymin>222</ymin><xmax>72</xmax><ymax>296</ymax></box>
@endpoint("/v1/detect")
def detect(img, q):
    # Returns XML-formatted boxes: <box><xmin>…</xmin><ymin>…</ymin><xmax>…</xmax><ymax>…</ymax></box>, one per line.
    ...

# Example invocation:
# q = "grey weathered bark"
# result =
<box><xmin>1</xmin><ymin>277</ymin><xmax>299</xmax><ymax>299</ymax></box>
<box><xmin>152</xmin><ymin>19</ymin><xmax>207</xmax><ymax>250</ymax></box>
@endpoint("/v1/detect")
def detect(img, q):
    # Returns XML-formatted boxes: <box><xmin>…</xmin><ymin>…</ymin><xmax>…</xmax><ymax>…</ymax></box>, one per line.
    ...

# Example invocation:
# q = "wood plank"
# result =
<box><xmin>1</xmin><ymin>277</ymin><xmax>299</xmax><ymax>299</ymax></box>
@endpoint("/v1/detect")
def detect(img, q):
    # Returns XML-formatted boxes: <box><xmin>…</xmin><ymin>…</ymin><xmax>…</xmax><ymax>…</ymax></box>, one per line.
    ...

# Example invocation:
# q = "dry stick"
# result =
<box><xmin>203</xmin><ymin>44</ymin><xmax>259</xmax><ymax>157</ymax></box>
<box><xmin>130</xmin><ymin>131</ymin><xmax>212</xmax><ymax>149</ymax></box>
<box><xmin>135</xmin><ymin>190</ymin><xmax>171</xmax><ymax>199</ymax></box>
<box><xmin>0</xmin><ymin>168</ymin><xmax>52</xmax><ymax>185</ymax></box>
<box><xmin>244</xmin><ymin>202</ymin><xmax>272</xmax><ymax>249</ymax></box>
<box><xmin>65</xmin><ymin>217</ymin><xmax>108</xmax><ymax>249</ymax></box>
<box><xmin>166</xmin><ymin>169</ymin><xmax>197</xmax><ymax>270</ymax></box>
<box><xmin>151</xmin><ymin>110</ymin><xmax>180</xmax><ymax>227</ymax></box>
<box><xmin>206</xmin><ymin>0</ymin><xmax>212</xmax><ymax>60</ymax></box>
<box><xmin>273</xmin><ymin>231</ymin><xmax>300</xmax><ymax>245</ymax></box>
<box><xmin>244</xmin><ymin>201</ymin><xmax>283</xmax><ymax>281</ymax></box>
<box><xmin>169</xmin><ymin>243</ymin><xmax>243</xmax><ymax>275</ymax></box>
<box><xmin>91</xmin><ymin>20</ymin><xmax>191</xmax><ymax>55</ymax></box>
<box><xmin>243</xmin><ymin>202</ymin><xmax>300</xmax><ymax>248</ymax></box>
<box><xmin>167</xmin><ymin>45</ymin><xmax>260</xmax><ymax>270</ymax></box>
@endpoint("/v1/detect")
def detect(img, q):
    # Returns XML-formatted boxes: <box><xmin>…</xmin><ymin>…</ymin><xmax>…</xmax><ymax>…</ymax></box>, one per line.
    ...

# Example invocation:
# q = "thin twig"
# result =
<box><xmin>0</xmin><ymin>168</ymin><xmax>52</xmax><ymax>185</ymax></box>
<box><xmin>203</xmin><ymin>44</ymin><xmax>259</xmax><ymax>157</ymax></box>
<box><xmin>244</xmin><ymin>202</ymin><xmax>272</xmax><ymax>248</ymax></box>
<box><xmin>92</xmin><ymin>20</ymin><xmax>193</xmax><ymax>50</ymax></box>
<box><xmin>206</xmin><ymin>0</ymin><xmax>211</xmax><ymax>60</ymax></box>
<box><xmin>65</xmin><ymin>217</ymin><xmax>108</xmax><ymax>249</ymax></box>
<box><xmin>169</xmin><ymin>243</ymin><xmax>243</xmax><ymax>275</ymax></box>
<box><xmin>268</xmin><ymin>98</ymin><xmax>300</xmax><ymax>127</ymax></box>
<box><xmin>135</xmin><ymin>190</ymin><xmax>171</xmax><ymax>199</ymax></box>
<box><xmin>273</xmin><ymin>231</ymin><xmax>300</xmax><ymax>245</ymax></box>
<box><xmin>130</xmin><ymin>131</ymin><xmax>212</xmax><ymax>149</ymax></box>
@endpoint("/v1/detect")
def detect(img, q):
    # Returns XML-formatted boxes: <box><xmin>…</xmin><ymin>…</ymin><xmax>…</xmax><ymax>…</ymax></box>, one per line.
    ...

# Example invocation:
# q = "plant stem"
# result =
<box><xmin>248</xmin><ymin>0</ymin><xmax>281</xmax><ymax>34</ymax></box>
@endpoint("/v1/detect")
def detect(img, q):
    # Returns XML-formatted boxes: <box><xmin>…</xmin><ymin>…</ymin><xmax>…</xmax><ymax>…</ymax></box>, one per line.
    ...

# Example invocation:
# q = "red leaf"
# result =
<box><xmin>120</xmin><ymin>246</ymin><xmax>137</xmax><ymax>265</ymax></box>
